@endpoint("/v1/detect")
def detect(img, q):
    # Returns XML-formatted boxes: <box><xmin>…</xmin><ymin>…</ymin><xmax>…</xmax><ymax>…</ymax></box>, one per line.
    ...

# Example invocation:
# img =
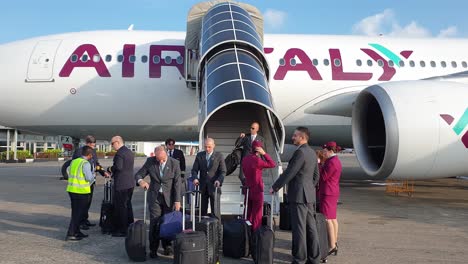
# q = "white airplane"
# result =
<box><xmin>1</xmin><ymin>1</ymin><xmax>468</xmax><ymax>182</ymax></box>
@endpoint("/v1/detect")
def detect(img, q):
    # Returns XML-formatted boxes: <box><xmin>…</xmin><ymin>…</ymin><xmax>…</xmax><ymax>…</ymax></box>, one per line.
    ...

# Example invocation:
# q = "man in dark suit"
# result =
<box><xmin>190</xmin><ymin>138</ymin><xmax>226</xmax><ymax>218</ymax></box>
<box><xmin>237</xmin><ymin>121</ymin><xmax>264</xmax><ymax>184</ymax></box>
<box><xmin>270</xmin><ymin>127</ymin><xmax>321</xmax><ymax>264</ymax></box>
<box><xmin>108</xmin><ymin>136</ymin><xmax>135</xmax><ymax>237</ymax></box>
<box><xmin>165</xmin><ymin>138</ymin><xmax>186</xmax><ymax>201</ymax></box>
<box><xmin>135</xmin><ymin>146</ymin><xmax>181</xmax><ymax>258</ymax></box>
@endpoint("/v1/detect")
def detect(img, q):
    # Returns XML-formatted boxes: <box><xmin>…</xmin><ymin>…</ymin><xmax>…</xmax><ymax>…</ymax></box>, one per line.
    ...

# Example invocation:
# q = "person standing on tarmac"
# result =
<box><xmin>65</xmin><ymin>146</ymin><xmax>95</xmax><ymax>241</ymax></box>
<box><xmin>71</xmin><ymin>135</ymin><xmax>106</xmax><ymax>230</ymax></box>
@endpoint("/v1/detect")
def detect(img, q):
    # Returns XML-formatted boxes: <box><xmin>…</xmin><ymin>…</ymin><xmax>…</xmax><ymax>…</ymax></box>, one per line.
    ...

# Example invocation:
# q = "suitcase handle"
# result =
<box><xmin>240</xmin><ymin>186</ymin><xmax>249</xmax><ymax>219</ymax></box>
<box><xmin>182</xmin><ymin>190</ymin><xmax>197</xmax><ymax>231</ymax></box>
<box><xmin>143</xmin><ymin>189</ymin><xmax>147</xmax><ymax>224</ymax></box>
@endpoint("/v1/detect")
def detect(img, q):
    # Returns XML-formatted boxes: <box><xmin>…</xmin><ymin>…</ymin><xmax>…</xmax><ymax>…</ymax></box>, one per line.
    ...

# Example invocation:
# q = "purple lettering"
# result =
<box><xmin>329</xmin><ymin>49</ymin><xmax>372</xmax><ymax>81</ymax></box>
<box><xmin>59</xmin><ymin>44</ymin><xmax>111</xmax><ymax>77</ymax></box>
<box><xmin>361</xmin><ymin>49</ymin><xmax>396</xmax><ymax>81</ymax></box>
<box><xmin>122</xmin><ymin>44</ymin><xmax>135</xmax><ymax>78</ymax></box>
<box><xmin>149</xmin><ymin>45</ymin><xmax>184</xmax><ymax>78</ymax></box>
<box><xmin>273</xmin><ymin>48</ymin><xmax>322</xmax><ymax>80</ymax></box>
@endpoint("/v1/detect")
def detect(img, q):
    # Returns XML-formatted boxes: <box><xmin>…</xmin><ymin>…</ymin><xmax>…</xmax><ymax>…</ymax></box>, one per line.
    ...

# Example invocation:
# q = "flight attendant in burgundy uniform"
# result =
<box><xmin>319</xmin><ymin>141</ymin><xmax>342</xmax><ymax>256</ymax></box>
<box><xmin>241</xmin><ymin>140</ymin><xmax>276</xmax><ymax>232</ymax></box>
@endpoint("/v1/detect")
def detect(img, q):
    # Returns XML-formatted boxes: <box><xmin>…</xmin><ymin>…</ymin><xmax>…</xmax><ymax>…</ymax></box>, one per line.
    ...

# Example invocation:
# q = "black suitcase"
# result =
<box><xmin>194</xmin><ymin>187</ymin><xmax>220</xmax><ymax>264</ymax></box>
<box><xmin>315</xmin><ymin>213</ymin><xmax>330</xmax><ymax>263</ymax></box>
<box><xmin>125</xmin><ymin>190</ymin><xmax>147</xmax><ymax>262</ymax></box>
<box><xmin>99</xmin><ymin>179</ymin><xmax>114</xmax><ymax>234</ymax></box>
<box><xmin>223</xmin><ymin>186</ymin><xmax>251</xmax><ymax>259</ymax></box>
<box><xmin>174</xmin><ymin>192</ymin><xmax>207</xmax><ymax>264</ymax></box>
<box><xmin>279</xmin><ymin>193</ymin><xmax>291</xmax><ymax>230</ymax></box>
<box><xmin>252</xmin><ymin>196</ymin><xmax>276</xmax><ymax>264</ymax></box>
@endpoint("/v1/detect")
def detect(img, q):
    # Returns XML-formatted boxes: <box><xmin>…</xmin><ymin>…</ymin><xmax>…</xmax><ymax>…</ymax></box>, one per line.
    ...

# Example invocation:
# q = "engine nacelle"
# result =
<box><xmin>352</xmin><ymin>81</ymin><xmax>468</xmax><ymax>180</ymax></box>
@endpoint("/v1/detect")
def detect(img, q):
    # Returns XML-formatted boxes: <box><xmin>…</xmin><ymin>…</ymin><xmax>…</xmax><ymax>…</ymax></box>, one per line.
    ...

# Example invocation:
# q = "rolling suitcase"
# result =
<box><xmin>174</xmin><ymin>192</ymin><xmax>206</xmax><ymax>264</ymax></box>
<box><xmin>223</xmin><ymin>186</ymin><xmax>252</xmax><ymax>258</ymax></box>
<box><xmin>99</xmin><ymin>179</ymin><xmax>114</xmax><ymax>234</ymax></box>
<box><xmin>252</xmin><ymin>195</ymin><xmax>276</xmax><ymax>264</ymax></box>
<box><xmin>125</xmin><ymin>190</ymin><xmax>147</xmax><ymax>262</ymax></box>
<box><xmin>315</xmin><ymin>212</ymin><xmax>330</xmax><ymax>263</ymax></box>
<box><xmin>194</xmin><ymin>187</ymin><xmax>221</xmax><ymax>264</ymax></box>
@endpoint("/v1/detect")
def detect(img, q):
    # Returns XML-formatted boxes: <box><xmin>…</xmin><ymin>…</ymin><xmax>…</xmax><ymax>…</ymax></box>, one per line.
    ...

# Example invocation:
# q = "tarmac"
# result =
<box><xmin>1</xmin><ymin>154</ymin><xmax>468</xmax><ymax>263</ymax></box>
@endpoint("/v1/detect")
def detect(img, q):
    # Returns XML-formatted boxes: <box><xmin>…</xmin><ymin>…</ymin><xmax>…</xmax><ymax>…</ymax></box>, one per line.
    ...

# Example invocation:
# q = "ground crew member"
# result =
<box><xmin>65</xmin><ymin>146</ymin><xmax>95</xmax><ymax>241</ymax></box>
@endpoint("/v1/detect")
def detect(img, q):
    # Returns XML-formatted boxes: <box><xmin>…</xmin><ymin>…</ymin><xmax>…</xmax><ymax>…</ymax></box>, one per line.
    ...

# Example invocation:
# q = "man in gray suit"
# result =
<box><xmin>237</xmin><ymin>121</ymin><xmax>264</xmax><ymax>184</ymax></box>
<box><xmin>190</xmin><ymin>138</ymin><xmax>226</xmax><ymax>219</ymax></box>
<box><xmin>270</xmin><ymin>127</ymin><xmax>321</xmax><ymax>264</ymax></box>
<box><xmin>135</xmin><ymin>146</ymin><xmax>181</xmax><ymax>259</ymax></box>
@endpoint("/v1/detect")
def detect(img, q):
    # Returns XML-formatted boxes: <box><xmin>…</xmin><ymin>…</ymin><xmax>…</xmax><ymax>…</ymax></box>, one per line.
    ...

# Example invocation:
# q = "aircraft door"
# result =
<box><xmin>26</xmin><ymin>40</ymin><xmax>62</xmax><ymax>82</ymax></box>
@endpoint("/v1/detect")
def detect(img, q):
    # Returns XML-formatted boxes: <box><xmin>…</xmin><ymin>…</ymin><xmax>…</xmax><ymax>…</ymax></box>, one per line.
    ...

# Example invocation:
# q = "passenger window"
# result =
<box><xmin>462</xmin><ymin>61</ymin><xmax>468</xmax><ymax>68</ymax></box>
<box><xmin>141</xmin><ymin>55</ymin><xmax>148</xmax><ymax>63</ymax></box>
<box><xmin>165</xmin><ymin>56</ymin><xmax>172</xmax><ymax>64</ymax></box>
<box><xmin>279</xmin><ymin>58</ymin><xmax>285</xmax><ymax>66</ymax></box>
<box><xmin>176</xmin><ymin>56</ymin><xmax>183</xmax><ymax>65</ymax></box>
<box><xmin>117</xmin><ymin>55</ymin><xmax>124</xmax><ymax>62</ymax></box>
<box><xmin>93</xmin><ymin>55</ymin><xmax>100</xmax><ymax>63</ymax></box>
<box><xmin>70</xmin><ymin>54</ymin><xmax>78</xmax><ymax>63</ymax></box>
<box><xmin>81</xmin><ymin>55</ymin><xmax>88</xmax><ymax>62</ymax></box>
<box><xmin>129</xmin><ymin>55</ymin><xmax>136</xmax><ymax>63</ymax></box>
<box><xmin>430</xmin><ymin>61</ymin><xmax>436</xmax><ymax>67</ymax></box>
<box><xmin>399</xmin><ymin>61</ymin><xmax>405</xmax><ymax>67</ymax></box>
<box><xmin>367</xmin><ymin>60</ymin><xmax>373</xmax><ymax>67</ymax></box>
<box><xmin>452</xmin><ymin>61</ymin><xmax>457</xmax><ymax>68</ymax></box>
<box><xmin>409</xmin><ymin>60</ymin><xmax>415</xmax><ymax>67</ymax></box>
<box><xmin>312</xmin><ymin>59</ymin><xmax>319</xmax><ymax>66</ymax></box>
<box><xmin>153</xmin><ymin>55</ymin><xmax>161</xmax><ymax>64</ymax></box>
<box><xmin>334</xmin><ymin>58</ymin><xmax>341</xmax><ymax>67</ymax></box>
<box><xmin>420</xmin><ymin>61</ymin><xmax>426</xmax><ymax>67</ymax></box>
<box><xmin>441</xmin><ymin>61</ymin><xmax>447</xmax><ymax>68</ymax></box>
<box><xmin>105</xmin><ymin>55</ymin><xmax>112</xmax><ymax>62</ymax></box>
<box><xmin>356</xmin><ymin>59</ymin><xmax>362</xmax><ymax>66</ymax></box>
<box><xmin>377</xmin><ymin>59</ymin><xmax>384</xmax><ymax>67</ymax></box>
<box><xmin>388</xmin><ymin>60</ymin><xmax>394</xmax><ymax>67</ymax></box>
<box><xmin>323</xmin><ymin>59</ymin><xmax>330</xmax><ymax>66</ymax></box>
<box><xmin>290</xmin><ymin>58</ymin><xmax>297</xmax><ymax>66</ymax></box>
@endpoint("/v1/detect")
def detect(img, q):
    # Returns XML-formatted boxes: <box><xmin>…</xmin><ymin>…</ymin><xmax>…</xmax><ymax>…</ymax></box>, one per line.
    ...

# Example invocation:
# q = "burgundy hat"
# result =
<box><xmin>252</xmin><ymin>140</ymin><xmax>263</xmax><ymax>150</ymax></box>
<box><xmin>322</xmin><ymin>141</ymin><xmax>337</xmax><ymax>149</ymax></box>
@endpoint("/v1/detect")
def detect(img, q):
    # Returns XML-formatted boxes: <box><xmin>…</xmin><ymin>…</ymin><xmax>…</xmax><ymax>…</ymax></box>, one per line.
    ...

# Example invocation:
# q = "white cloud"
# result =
<box><xmin>353</xmin><ymin>9</ymin><xmax>458</xmax><ymax>38</ymax></box>
<box><xmin>438</xmin><ymin>26</ymin><xmax>458</xmax><ymax>38</ymax></box>
<box><xmin>264</xmin><ymin>9</ymin><xmax>287</xmax><ymax>30</ymax></box>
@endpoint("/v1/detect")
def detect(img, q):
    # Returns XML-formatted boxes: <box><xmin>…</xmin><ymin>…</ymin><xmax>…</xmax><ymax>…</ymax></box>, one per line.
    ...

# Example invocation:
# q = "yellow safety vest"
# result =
<box><xmin>66</xmin><ymin>158</ymin><xmax>91</xmax><ymax>194</ymax></box>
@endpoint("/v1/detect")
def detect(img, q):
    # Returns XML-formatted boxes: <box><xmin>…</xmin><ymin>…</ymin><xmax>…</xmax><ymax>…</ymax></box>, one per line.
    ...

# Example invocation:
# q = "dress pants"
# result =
<box><xmin>81</xmin><ymin>182</ymin><xmax>95</xmax><ymax>225</ymax></box>
<box><xmin>201</xmin><ymin>185</ymin><xmax>220</xmax><ymax>219</ymax></box>
<box><xmin>113</xmin><ymin>187</ymin><xmax>134</xmax><ymax>233</ymax></box>
<box><xmin>246</xmin><ymin>192</ymin><xmax>263</xmax><ymax>232</ymax></box>
<box><xmin>67</xmin><ymin>192</ymin><xmax>90</xmax><ymax>235</ymax></box>
<box><xmin>148</xmin><ymin>191</ymin><xmax>172</xmax><ymax>252</ymax></box>
<box><xmin>290</xmin><ymin>202</ymin><xmax>320</xmax><ymax>264</ymax></box>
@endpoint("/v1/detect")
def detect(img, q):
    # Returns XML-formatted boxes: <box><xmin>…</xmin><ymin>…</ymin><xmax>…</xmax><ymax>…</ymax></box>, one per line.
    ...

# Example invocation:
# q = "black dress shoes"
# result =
<box><xmin>65</xmin><ymin>235</ymin><xmax>83</xmax><ymax>241</ymax></box>
<box><xmin>76</xmin><ymin>232</ymin><xmax>88</xmax><ymax>238</ymax></box>
<box><xmin>85</xmin><ymin>220</ymin><xmax>96</xmax><ymax>227</ymax></box>
<box><xmin>163</xmin><ymin>246</ymin><xmax>173</xmax><ymax>256</ymax></box>
<box><xmin>111</xmin><ymin>232</ymin><xmax>127</xmax><ymax>237</ymax></box>
<box><xmin>79</xmin><ymin>224</ymin><xmax>90</xmax><ymax>230</ymax></box>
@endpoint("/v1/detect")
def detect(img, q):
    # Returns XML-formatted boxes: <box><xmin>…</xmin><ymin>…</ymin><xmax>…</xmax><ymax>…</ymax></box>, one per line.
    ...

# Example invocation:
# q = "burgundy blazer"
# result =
<box><xmin>318</xmin><ymin>155</ymin><xmax>342</xmax><ymax>197</ymax></box>
<box><xmin>242</xmin><ymin>153</ymin><xmax>276</xmax><ymax>195</ymax></box>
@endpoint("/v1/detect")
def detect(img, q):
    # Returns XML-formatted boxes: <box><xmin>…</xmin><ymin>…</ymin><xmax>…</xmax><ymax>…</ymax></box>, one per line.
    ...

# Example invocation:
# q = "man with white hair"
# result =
<box><xmin>135</xmin><ymin>145</ymin><xmax>181</xmax><ymax>258</ymax></box>
<box><xmin>190</xmin><ymin>138</ymin><xmax>226</xmax><ymax>218</ymax></box>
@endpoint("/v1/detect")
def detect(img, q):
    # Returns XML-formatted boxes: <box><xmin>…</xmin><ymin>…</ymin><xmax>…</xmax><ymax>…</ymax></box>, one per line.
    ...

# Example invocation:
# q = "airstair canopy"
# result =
<box><xmin>185</xmin><ymin>0</ymin><xmax>264</xmax><ymax>51</ymax></box>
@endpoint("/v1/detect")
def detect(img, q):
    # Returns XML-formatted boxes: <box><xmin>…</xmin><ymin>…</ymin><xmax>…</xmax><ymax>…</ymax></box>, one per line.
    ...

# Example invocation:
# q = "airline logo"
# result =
<box><xmin>440</xmin><ymin>108</ymin><xmax>468</xmax><ymax>148</ymax></box>
<box><xmin>59</xmin><ymin>43</ymin><xmax>412</xmax><ymax>81</ymax></box>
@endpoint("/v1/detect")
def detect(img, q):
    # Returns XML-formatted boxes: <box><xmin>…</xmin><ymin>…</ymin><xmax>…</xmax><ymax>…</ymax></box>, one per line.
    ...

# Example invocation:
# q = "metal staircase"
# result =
<box><xmin>185</xmin><ymin>1</ymin><xmax>285</xmax><ymax>215</ymax></box>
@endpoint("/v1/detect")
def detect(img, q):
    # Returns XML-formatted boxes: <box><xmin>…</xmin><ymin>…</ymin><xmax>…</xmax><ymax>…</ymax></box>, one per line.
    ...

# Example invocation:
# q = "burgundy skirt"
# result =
<box><xmin>319</xmin><ymin>194</ymin><xmax>339</xmax><ymax>219</ymax></box>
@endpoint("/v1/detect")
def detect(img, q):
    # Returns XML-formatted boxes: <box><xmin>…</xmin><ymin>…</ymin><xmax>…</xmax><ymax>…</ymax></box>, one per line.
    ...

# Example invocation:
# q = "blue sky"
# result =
<box><xmin>1</xmin><ymin>0</ymin><xmax>467</xmax><ymax>44</ymax></box>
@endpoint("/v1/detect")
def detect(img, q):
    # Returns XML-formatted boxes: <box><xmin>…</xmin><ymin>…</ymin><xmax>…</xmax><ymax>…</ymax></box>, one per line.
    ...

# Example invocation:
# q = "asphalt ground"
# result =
<box><xmin>1</xmin><ymin>155</ymin><xmax>468</xmax><ymax>263</ymax></box>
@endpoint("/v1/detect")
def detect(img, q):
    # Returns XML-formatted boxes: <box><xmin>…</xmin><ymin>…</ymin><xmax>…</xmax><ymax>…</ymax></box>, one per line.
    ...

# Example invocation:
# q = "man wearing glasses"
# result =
<box><xmin>108</xmin><ymin>136</ymin><xmax>135</xmax><ymax>237</ymax></box>
<box><xmin>236</xmin><ymin>122</ymin><xmax>264</xmax><ymax>184</ymax></box>
<box><xmin>165</xmin><ymin>138</ymin><xmax>186</xmax><ymax>200</ymax></box>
